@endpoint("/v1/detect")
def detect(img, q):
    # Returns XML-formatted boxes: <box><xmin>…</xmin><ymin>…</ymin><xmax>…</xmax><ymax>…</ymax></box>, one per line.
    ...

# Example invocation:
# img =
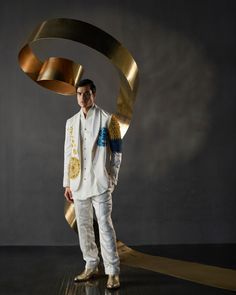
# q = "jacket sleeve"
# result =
<box><xmin>107</xmin><ymin>115</ymin><xmax>122</xmax><ymax>185</ymax></box>
<box><xmin>63</xmin><ymin>120</ymin><xmax>71</xmax><ymax>188</ymax></box>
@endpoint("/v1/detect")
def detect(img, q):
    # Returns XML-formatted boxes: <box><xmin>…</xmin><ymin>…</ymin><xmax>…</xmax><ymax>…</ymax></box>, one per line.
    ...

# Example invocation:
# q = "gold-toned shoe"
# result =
<box><xmin>106</xmin><ymin>274</ymin><xmax>120</xmax><ymax>289</ymax></box>
<box><xmin>74</xmin><ymin>267</ymin><xmax>99</xmax><ymax>282</ymax></box>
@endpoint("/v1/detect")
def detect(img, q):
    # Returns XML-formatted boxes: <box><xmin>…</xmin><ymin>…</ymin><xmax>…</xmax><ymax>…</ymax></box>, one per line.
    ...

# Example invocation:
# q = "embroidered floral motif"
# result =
<box><xmin>108</xmin><ymin>115</ymin><xmax>122</xmax><ymax>153</ymax></box>
<box><xmin>67</xmin><ymin>126</ymin><xmax>80</xmax><ymax>179</ymax></box>
<box><xmin>68</xmin><ymin>126</ymin><xmax>79</xmax><ymax>156</ymax></box>
<box><xmin>72</xmin><ymin>149</ymin><xmax>78</xmax><ymax>155</ymax></box>
<box><xmin>108</xmin><ymin>115</ymin><xmax>121</xmax><ymax>140</ymax></box>
<box><xmin>69</xmin><ymin>157</ymin><xmax>80</xmax><ymax>179</ymax></box>
<box><xmin>97</xmin><ymin>127</ymin><xmax>108</xmax><ymax>146</ymax></box>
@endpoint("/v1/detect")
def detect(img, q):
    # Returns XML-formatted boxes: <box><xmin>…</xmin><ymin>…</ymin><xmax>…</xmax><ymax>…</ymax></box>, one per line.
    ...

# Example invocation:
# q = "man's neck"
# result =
<box><xmin>81</xmin><ymin>104</ymin><xmax>94</xmax><ymax>118</ymax></box>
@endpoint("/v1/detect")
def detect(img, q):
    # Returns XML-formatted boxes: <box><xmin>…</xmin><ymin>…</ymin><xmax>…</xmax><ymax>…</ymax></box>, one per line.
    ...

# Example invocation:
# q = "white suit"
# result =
<box><xmin>63</xmin><ymin>104</ymin><xmax>122</xmax><ymax>275</ymax></box>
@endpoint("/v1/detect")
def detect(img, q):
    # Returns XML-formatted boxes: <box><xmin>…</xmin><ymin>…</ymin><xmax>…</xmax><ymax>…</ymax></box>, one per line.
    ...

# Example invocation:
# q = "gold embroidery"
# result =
<box><xmin>69</xmin><ymin>157</ymin><xmax>80</xmax><ymax>179</ymax></box>
<box><xmin>108</xmin><ymin>115</ymin><xmax>121</xmax><ymax>140</ymax></box>
<box><xmin>69</xmin><ymin>126</ymin><xmax>79</xmax><ymax>156</ymax></box>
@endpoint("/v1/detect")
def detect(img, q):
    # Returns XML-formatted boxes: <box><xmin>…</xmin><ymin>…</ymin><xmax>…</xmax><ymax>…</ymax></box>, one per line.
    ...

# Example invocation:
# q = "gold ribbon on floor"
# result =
<box><xmin>18</xmin><ymin>19</ymin><xmax>236</xmax><ymax>292</ymax></box>
<box><xmin>117</xmin><ymin>241</ymin><xmax>236</xmax><ymax>292</ymax></box>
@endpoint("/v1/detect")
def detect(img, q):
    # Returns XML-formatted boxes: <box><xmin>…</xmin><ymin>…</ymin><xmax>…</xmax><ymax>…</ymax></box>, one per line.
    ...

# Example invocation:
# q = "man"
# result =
<box><xmin>63</xmin><ymin>79</ymin><xmax>122</xmax><ymax>289</ymax></box>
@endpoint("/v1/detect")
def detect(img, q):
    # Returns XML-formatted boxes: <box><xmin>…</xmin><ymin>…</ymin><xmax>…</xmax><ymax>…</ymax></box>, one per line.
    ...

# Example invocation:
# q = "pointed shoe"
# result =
<box><xmin>74</xmin><ymin>267</ymin><xmax>99</xmax><ymax>282</ymax></box>
<box><xmin>106</xmin><ymin>274</ymin><xmax>120</xmax><ymax>289</ymax></box>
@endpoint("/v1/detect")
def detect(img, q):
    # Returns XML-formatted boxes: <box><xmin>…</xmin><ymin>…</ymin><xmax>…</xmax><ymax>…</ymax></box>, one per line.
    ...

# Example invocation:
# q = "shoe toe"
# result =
<box><xmin>106</xmin><ymin>275</ymin><xmax>120</xmax><ymax>289</ymax></box>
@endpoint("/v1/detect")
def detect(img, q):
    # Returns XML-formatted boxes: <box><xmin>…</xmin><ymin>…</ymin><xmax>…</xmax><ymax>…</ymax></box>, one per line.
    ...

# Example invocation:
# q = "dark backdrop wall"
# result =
<box><xmin>0</xmin><ymin>0</ymin><xmax>235</xmax><ymax>245</ymax></box>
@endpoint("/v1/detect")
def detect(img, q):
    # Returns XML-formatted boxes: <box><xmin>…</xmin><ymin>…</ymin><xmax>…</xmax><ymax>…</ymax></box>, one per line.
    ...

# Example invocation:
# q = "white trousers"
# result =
<box><xmin>73</xmin><ymin>191</ymin><xmax>120</xmax><ymax>275</ymax></box>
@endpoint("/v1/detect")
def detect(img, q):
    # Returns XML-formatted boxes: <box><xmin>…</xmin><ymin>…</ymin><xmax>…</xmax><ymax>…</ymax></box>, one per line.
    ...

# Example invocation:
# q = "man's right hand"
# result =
<box><xmin>64</xmin><ymin>187</ymin><xmax>74</xmax><ymax>203</ymax></box>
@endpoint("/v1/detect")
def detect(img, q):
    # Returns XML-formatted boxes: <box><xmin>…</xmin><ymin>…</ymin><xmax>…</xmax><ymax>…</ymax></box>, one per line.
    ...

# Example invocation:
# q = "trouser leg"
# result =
<box><xmin>74</xmin><ymin>198</ymin><xmax>100</xmax><ymax>270</ymax></box>
<box><xmin>92</xmin><ymin>191</ymin><xmax>120</xmax><ymax>275</ymax></box>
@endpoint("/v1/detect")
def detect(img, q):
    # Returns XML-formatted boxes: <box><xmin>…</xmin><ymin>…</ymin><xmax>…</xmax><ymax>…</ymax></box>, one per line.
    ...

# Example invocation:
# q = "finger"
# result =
<box><xmin>66</xmin><ymin>195</ymin><xmax>73</xmax><ymax>203</ymax></box>
<box><xmin>68</xmin><ymin>190</ymin><xmax>73</xmax><ymax>199</ymax></box>
<box><xmin>64</xmin><ymin>190</ymin><xmax>73</xmax><ymax>203</ymax></box>
<box><xmin>67</xmin><ymin>192</ymin><xmax>74</xmax><ymax>202</ymax></box>
<box><xmin>68</xmin><ymin>196</ymin><xmax>74</xmax><ymax>203</ymax></box>
<box><xmin>64</xmin><ymin>193</ymin><xmax>71</xmax><ymax>201</ymax></box>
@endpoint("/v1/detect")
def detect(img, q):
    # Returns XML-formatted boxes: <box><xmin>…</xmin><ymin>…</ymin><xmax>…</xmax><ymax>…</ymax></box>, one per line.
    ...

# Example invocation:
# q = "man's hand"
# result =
<box><xmin>64</xmin><ymin>187</ymin><xmax>74</xmax><ymax>203</ymax></box>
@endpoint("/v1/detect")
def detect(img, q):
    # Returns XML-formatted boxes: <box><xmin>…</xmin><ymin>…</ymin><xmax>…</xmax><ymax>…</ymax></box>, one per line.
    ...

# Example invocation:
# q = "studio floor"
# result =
<box><xmin>0</xmin><ymin>244</ymin><xmax>235</xmax><ymax>295</ymax></box>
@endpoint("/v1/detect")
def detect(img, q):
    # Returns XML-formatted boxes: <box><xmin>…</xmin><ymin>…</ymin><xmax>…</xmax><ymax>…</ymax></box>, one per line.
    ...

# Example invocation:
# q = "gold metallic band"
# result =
<box><xmin>117</xmin><ymin>241</ymin><xmax>236</xmax><ymax>292</ymax></box>
<box><xmin>18</xmin><ymin>18</ymin><xmax>139</xmax><ymax>137</ymax></box>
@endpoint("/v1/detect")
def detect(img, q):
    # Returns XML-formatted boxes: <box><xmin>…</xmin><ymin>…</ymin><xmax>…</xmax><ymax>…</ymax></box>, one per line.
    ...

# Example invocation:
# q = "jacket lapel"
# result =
<box><xmin>90</xmin><ymin>104</ymin><xmax>101</xmax><ymax>149</ymax></box>
<box><xmin>73</xmin><ymin>111</ymin><xmax>81</xmax><ymax>159</ymax></box>
<box><xmin>73</xmin><ymin>105</ymin><xmax>100</xmax><ymax>159</ymax></box>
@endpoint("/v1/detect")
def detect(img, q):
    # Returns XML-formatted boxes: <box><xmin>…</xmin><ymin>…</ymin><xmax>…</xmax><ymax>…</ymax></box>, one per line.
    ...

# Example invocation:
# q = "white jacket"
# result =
<box><xmin>63</xmin><ymin>104</ymin><xmax>122</xmax><ymax>192</ymax></box>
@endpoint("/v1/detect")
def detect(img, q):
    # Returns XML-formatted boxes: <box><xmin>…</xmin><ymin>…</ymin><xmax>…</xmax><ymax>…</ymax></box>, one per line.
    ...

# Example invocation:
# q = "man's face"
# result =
<box><xmin>76</xmin><ymin>85</ymin><xmax>95</xmax><ymax>109</ymax></box>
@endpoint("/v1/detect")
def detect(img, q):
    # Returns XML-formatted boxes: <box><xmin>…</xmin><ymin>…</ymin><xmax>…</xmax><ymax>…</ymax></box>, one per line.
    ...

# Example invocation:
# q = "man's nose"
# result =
<box><xmin>82</xmin><ymin>94</ymin><xmax>88</xmax><ymax>100</ymax></box>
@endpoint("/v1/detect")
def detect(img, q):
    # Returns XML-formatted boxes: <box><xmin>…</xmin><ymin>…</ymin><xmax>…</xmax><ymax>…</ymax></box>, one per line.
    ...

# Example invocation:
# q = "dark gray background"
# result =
<box><xmin>0</xmin><ymin>0</ymin><xmax>235</xmax><ymax>245</ymax></box>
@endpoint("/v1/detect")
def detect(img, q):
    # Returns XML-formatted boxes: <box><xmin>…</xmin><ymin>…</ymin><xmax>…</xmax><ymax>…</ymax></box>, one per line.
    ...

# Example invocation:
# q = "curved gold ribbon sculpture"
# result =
<box><xmin>18</xmin><ymin>19</ymin><xmax>236</xmax><ymax>292</ymax></box>
<box><xmin>18</xmin><ymin>17</ymin><xmax>139</xmax><ymax>233</ymax></box>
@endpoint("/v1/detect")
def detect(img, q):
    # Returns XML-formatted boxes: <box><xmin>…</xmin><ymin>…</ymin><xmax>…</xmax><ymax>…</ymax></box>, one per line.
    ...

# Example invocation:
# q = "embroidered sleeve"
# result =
<box><xmin>108</xmin><ymin>115</ymin><xmax>122</xmax><ymax>185</ymax></box>
<box><xmin>108</xmin><ymin>115</ymin><xmax>122</xmax><ymax>152</ymax></box>
<box><xmin>97</xmin><ymin>127</ymin><xmax>108</xmax><ymax>147</ymax></box>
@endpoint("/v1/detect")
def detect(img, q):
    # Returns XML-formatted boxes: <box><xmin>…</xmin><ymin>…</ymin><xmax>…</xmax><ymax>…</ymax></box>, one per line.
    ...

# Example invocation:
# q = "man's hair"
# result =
<box><xmin>77</xmin><ymin>79</ymin><xmax>96</xmax><ymax>94</ymax></box>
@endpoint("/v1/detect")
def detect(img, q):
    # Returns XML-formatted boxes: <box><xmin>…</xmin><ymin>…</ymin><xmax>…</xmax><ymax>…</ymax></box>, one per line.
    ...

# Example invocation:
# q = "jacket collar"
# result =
<box><xmin>73</xmin><ymin>104</ymin><xmax>101</xmax><ymax>158</ymax></box>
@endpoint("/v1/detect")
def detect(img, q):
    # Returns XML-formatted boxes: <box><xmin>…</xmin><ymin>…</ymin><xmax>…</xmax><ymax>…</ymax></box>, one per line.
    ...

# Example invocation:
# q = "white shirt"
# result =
<box><xmin>72</xmin><ymin>105</ymin><xmax>107</xmax><ymax>200</ymax></box>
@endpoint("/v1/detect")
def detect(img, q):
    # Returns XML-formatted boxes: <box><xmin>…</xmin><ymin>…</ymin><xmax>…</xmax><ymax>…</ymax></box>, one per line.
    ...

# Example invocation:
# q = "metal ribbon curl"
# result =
<box><xmin>18</xmin><ymin>18</ymin><xmax>139</xmax><ymax>137</ymax></box>
<box><xmin>18</xmin><ymin>18</ymin><xmax>139</xmax><ymax>233</ymax></box>
<box><xmin>18</xmin><ymin>19</ymin><xmax>236</xmax><ymax>292</ymax></box>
